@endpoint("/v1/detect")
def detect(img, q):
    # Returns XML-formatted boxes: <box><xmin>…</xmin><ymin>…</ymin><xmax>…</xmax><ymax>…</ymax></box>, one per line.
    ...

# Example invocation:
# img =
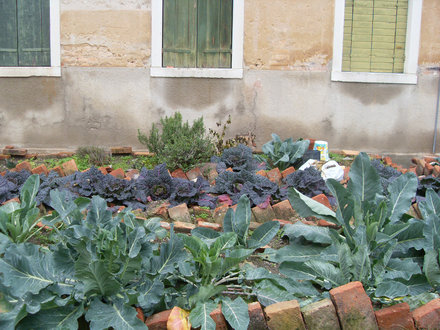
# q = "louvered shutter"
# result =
<box><xmin>0</xmin><ymin>0</ymin><xmax>18</xmax><ymax>66</ymax></box>
<box><xmin>162</xmin><ymin>0</ymin><xmax>197</xmax><ymax>68</ymax></box>
<box><xmin>342</xmin><ymin>0</ymin><xmax>408</xmax><ymax>73</ymax></box>
<box><xmin>17</xmin><ymin>0</ymin><xmax>51</xmax><ymax>66</ymax></box>
<box><xmin>197</xmin><ymin>0</ymin><xmax>232</xmax><ymax>68</ymax></box>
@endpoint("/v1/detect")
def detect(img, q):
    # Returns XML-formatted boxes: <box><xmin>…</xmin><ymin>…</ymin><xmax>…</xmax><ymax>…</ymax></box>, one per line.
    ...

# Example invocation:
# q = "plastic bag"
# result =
<box><xmin>321</xmin><ymin>160</ymin><xmax>344</xmax><ymax>181</ymax></box>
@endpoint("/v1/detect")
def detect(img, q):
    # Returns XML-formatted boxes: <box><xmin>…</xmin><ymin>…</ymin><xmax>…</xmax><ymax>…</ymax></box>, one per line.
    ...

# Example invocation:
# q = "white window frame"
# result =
<box><xmin>150</xmin><ymin>0</ymin><xmax>244</xmax><ymax>79</ymax></box>
<box><xmin>331</xmin><ymin>0</ymin><xmax>423</xmax><ymax>84</ymax></box>
<box><xmin>0</xmin><ymin>0</ymin><xmax>61</xmax><ymax>77</ymax></box>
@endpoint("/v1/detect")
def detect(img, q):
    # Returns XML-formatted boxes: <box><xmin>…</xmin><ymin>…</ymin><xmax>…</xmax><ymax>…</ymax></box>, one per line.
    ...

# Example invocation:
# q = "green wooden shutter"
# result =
<box><xmin>0</xmin><ymin>0</ymin><xmax>18</xmax><ymax>66</ymax></box>
<box><xmin>197</xmin><ymin>0</ymin><xmax>232</xmax><ymax>68</ymax></box>
<box><xmin>342</xmin><ymin>0</ymin><xmax>408</xmax><ymax>73</ymax></box>
<box><xmin>162</xmin><ymin>0</ymin><xmax>197</xmax><ymax>68</ymax></box>
<box><xmin>17</xmin><ymin>0</ymin><xmax>50</xmax><ymax>67</ymax></box>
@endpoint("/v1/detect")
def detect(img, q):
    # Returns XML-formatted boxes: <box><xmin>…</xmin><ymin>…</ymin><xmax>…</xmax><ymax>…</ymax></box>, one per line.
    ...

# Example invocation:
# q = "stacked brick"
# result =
<box><xmin>139</xmin><ymin>281</ymin><xmax>440</xmax><ymax>329</ymax></box>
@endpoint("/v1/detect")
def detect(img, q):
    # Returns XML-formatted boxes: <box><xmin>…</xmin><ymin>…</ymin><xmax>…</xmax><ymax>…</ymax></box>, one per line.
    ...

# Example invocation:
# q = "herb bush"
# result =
<box><xmin>273</xmin><ymin>152</ymin><xmax>438</xmax><ymax>303</ymax></box>
<box><xmin>76</xmin><ymin>146</ymin><xmax>111</xmax><ymax>167</ymax></box>
<box><xmin>137</xmin><ymin>112</ymin><xmax>215</xmax><ymax>171</ymax></box>
<box><xmin>255</xmin><ymin>133</ymin><xmax>309</xmax><ymax>171</ymax></box>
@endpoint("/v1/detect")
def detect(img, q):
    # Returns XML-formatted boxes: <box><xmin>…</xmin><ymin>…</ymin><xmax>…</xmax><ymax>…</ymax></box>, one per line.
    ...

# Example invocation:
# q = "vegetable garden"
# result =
<box><xmin>1</xmin><ymin>114</ymin><xmax>440</xmax><ymax>329</ymax></box>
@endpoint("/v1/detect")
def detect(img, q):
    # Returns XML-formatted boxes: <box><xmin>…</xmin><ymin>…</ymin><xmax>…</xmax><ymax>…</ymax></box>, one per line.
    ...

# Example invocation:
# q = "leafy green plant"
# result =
<box><xmin>138</xmin><ymin>112</ymin><xmax>215</xmax><ymax>171</ymax></box>
<box><xmin>255</xmin><ymin>133</ymin><xmax>309</xmax><ymax>171</ymax></box>
<box><xmin>273</xmin><ymin>152</ymin><xmax>430</xmax><ymax>301</ymax></box>
<box><xmin>0</xmin><ymin>175</ymin><xmax>43</xmax><ymax>246</ymax></box>
<box><xmin>76</xmin><ymin>146</ymin><xmax>110</xmax><ymax>167</ymax></box>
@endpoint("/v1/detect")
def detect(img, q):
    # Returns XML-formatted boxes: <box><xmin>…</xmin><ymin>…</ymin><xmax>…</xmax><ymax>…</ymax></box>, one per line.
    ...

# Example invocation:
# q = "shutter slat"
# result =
<box><xmin>17</xmin><ymin>0</ymin><xmax>50</xmax><ymax>66</ymax></box>
<box><xmin>0</xmin><ymin>0</ymin><xmax>18</xmax><ymax>66</ymax></box>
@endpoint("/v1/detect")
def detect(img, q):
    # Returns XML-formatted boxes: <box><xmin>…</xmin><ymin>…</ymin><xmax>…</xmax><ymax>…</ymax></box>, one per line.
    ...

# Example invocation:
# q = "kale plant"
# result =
<box><xmin>255</xmin><ymin>133</ymin><xmax>309</xmax><ymax>171</ymax></box>
<box><xmin>0</xmin><ymin>170</ymin><xmax>31</xmax><ymax>204</ymax></box>
<box><xmin>134</xmin><ymin>163</ymin><xmax>174</xmax><ymax>203</ymax></box>
<box><xmin>417</xmin><ymin>176</ymin><xmax>440</xmax><ymax>200</ymax></box>
<box><xmin>210</xmin><ymin>170</ymin><xmax>278</xmax><ymax>206</ymax></box>
<box><xmin>284</xmin><ymin>167</ymin><xmax>330</xmax><ymax>197</ymax></box>
<box><xmin>211</xmin><ymin>144</ymin><xmax>259</xmax><ymax>173</ymax></box>
<box><xmin>371</xmin><ymin>159</ymin><xmax>402</xmax><ymax>193</ymax></box>
<box><xmin>170</xmin><ymin>177</ymin><xmax>216</xmax><ymax>208</ymax></box>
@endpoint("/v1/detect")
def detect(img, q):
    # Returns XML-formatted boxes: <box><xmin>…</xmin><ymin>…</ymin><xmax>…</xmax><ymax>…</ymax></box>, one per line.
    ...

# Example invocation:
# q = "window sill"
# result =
<box><xmin>150</xmin><ymin>67</ymin><xmax>243</xmax><ymax>79</ymax></box>
<box><xmin>0</xmin><ymin>66</ymin><xmax>61</xmax><ymax>77</ymax></box>
<box><xmin>331</xmin><ymin>71</ymin><xmax>417</xmax><ymax>84</ymax></box>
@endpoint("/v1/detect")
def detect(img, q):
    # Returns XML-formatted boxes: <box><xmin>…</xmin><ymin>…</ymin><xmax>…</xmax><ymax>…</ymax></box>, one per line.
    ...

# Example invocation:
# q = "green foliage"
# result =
<box><xmin>0</xmin><ymin>175</ymin><xmax>42</xmax><ymax>245</ymax></box>
<box><xmin>138</xmin><ymin>112</ymin><xmax>215</xmax><ymax>171</ymax></box>
<box><xmin>255</xmin><ymin>133</ymin><xmax>309</xmax><ymax>171</ymax></box>
<box><xmin>281</xmin><ymin>152</ymin><xmax>428</xmax><ymax>301</ymax></box>
<box><xmin>76</xmin><ymin>146</ymin><xmax>110</xmax><ymax>167</ymax></box>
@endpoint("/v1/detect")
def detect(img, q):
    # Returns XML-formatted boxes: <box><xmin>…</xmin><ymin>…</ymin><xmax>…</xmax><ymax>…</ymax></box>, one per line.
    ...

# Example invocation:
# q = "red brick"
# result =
<box><xmin>424</xmin><ymin>156</ymin><xmax>437</xmax><ymax>164</ymax></box>
<box><xmin>383</xmin><ymin>156</ymin><xmax>393</xmax><ymax>166</ymax></box>
<box><xmin>330</xmin><ymin>281</ymin><xmax>378</xmax><ymax>329</ymax></box>
<box><xmin>110</xmin><ymin>146</ymin><xmax>132</xmax><ymax>154</ymax></box>
<box><xmin>185</xmin><ymin>167</ymin><xmax>203</xmax><ymax>181</ymax></box>
<box><xmin>109</xmin><ymin>168</ymin><xmax>125</xmax><ymax>179</ymax></box>
<box><xmin>248</xmin><ymin>302</ymin><xmax>268</xmax><ymax>330</ymax></box>
<box><xmin>15</xmin><ymin>161</ymin><xmax>32</xmax><ymax>172</ymax></box>
<box><xmin>308</xmin><ymin>139</ymin><xmax>316</xmax><ymax>150</ymax></box>
<box><xmin>126</xmin><ymin>169</ymin><xmax>140</xmax><ymax>180</ymax></box>
<box><xmin>145</xmin><ymin>309</ymin><xmax>172</xmax><ymax>330</ymax></box>
<box><xmin>264</xmin><ymin>300</ymin><xmax>305</xmax><ymax>330</ymax></box>
<box><xmin>408</xmin><ymin>167</ymin><xmax>417</xmax><ymax>175</ymax></box>
<box><xmin>281</xmin><ymin>166</ymin><xmax>295</xmax><ymax>179</ymax></box>
<box><xmin>171</xmin><ymin>168</ymin><xmax>188</xmax><ymax>180</ymax></box>
<box><xmin>173</xmin><ymin>221</ymin><xmax>196</xmax><ymax>233</ymax></box>
<box><xmin>197</xmin><ymin>220</ymin><xmax>222</xmax><ymax>231</ymax></box>
<box><xmin>56</xmin><ymin>152</ymin><xmax>75</xmax><ymax>158</ymax></box>
<box><xmin>266</xmin><ymin>167</ymin><xmax>282</xmax><ymax>185</ymax></box>
<box><xmin>312</xmin><ymin>194</ymin><xmax>332</xmax><ymax>210</ymax></box>
<box><xmin>168</xmin><ymin>203</ymin><xmax>191</xmax><ymax>222</ymax></box>
<box><xmin>256</xmin><ymin>169</ymin><xmax>267</xmax><ymax>177</ymax></box>
<box><xmin>317</xmin><ymin>219</ymin><xmax>339</xmax><ymax>229</ymax></box>
<box><xmin>25</xmin><ymin>153</ymin><xmax>38</xmax><ymax>159</ymax></box>
<box><xmin>301</xmin><ymin>219</ymin><xmax>317</xmax><ymax>226</ymax></box>
<box><xmin>4</xmin><ymin>145</ymin><xmax>14</xmax><ymax>149</ymax></box>
<box><xmin>50</xmin><ymin>166</ymin><xmax>65</xmax><ymax>177</ymax></box>
<box><xmin>274</xmin><ymin>219</ymin><xmax>294</xmax><ymax>227</ymax></box>
<box><xmin>2</xmin><ymin>148</ymin><xmax>27</xmax><ymax>156</ymax></box>
<box><xmin>425</xmin><ymin>162</ymin><xmax>434</xmax><ymax>175</ymax></box>
<box><xmin>133</xmin><ymin>151</ymin><xmax>155</xmax><ymax>157</ymax></box>
<box><xmin>2</xmin><ymin>197</ymin><xmax>20</xmax><ymax>205</ymax></box>
<box><xmin>0</xmin><ymin>171</ymin><xmax>6</xmax><ymax>176</ymax></box>
<box><xmin>135</xmin><ymin>307</ymin><xmax>145</xmax><ymax>323</ymax></box>
<box><xmin>62</xmin><ymin>159</ymin><xmax>78</xmax><ymax>176</ymax></box>
<box><xmin>192</xmin><ymin>206</ymin><xmax>212</xmax><ymax>218</ymax></box>
<box><xmin>0</xmin><ymin>154</ymin><xmax>11</xmax><ymax>160</ymax></box>
<box><xmin>412</xmin><ymin>298</ymin><xmax>440</xmax><ymax>330</ymax></box>
<box><xmin>160</xmin><ymin>222</ymin><xmax>171</xmax><ymax>230</ymax></box>
<box><xmin>31</xmin><ymin>164</ymin><xmax>49</xmax><ymax>176</ymax></box>
<box><xmin>375</xmin><ymin>303</ymin><xmax>414</xmax><ymax>330</ymax></box>
<box><xmin>210</xmin><ymin>307</ymin><xmax>228</xmax><ymax>330</ymax></box>
<box><xmin>213</xmin><ymin>204</ymin><xmax>230</xmax><ymax>225</ymax></box>
<box><xmin>200</xmin><ymin>163</ymin><xmax>218</xmax><ymax>182</ymax></box>
<box><xmin>272</xmin><ymin>200</ymin><xmax>296</xmax><ymax>220</ymax></box>
<box><xmin>98</xmin><ymin>167</ymin><xmax>108</xmax><ymax>175</ymax></box>
<box><xmin>252</xmin><ymin>204</ymin><xmax>276</xmax><ymax>223</ymax></box>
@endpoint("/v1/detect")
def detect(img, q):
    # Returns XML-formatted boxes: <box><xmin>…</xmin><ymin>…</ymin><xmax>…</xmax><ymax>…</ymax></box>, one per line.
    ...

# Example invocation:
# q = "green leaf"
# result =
<box><xmin>0</xmin><ymin>244</ymin><xmax>57</xmax><ymax>298</ymax></box>
<box><xmin>375</xmin><ymin>281</ymin><xmax>409</xmax><ymax>299</ymax></box>
<box><xmin>387</xmin><ymin>173</ymin><xmax>418</xmax><ymax>223</ymax></box>
<box><xmin>74</xmin><ymin>258</ymin><xmax>120</xmax><ymax>297</ymax></box>
<box><xmin>347</xmin><ymin>152</ymin><xmax>382</xmax><ymax>203</ymax></box>
<box><xmin>424</xmin><ymin>250</ymin><xmax>440</xmax><ymax>290</ymax></box>
<box><xmin>234</xmin><ymin>195</ymin><xmax>252</xmax><ymax>244</ymax></box>
<box><xmin>189</xmin><ymin>285</ymin><xmax>225</xmax><ymax>306</ymax></box>
<box><xmin>127</xmin><ymin>226</ymin><xmax>146</xmax><ymax>258</ymax></box>
<box><xmin>398</xmin><ymin>275</ymin><xmax>432</xmax><ymax>296</ymax></box>
<box><xmin>85</xmin><ymin>298</ymin><xmax>147</xmax><ymax>330</ymax></box>
<box><xmin>391</xmin><ymin>219</ymin><xmax>426</xmax><ymax>253</ymax></box>
<box><xmin>211</xmin><ymin>232</ymin><xmax>238</xmax><ymax>256</ymax></box>
<box><xmin>269</xmin><ymin>242</ymin><xmax>327</xmax><ymax>263</ymax></box>
<box><xmin>419</xmin><ymin>188</ymin><xmax>440</xmax><ymax>219</ymax></box>
<box><xmin>247</xmin><ymin>221</ymin><xmax>280</xmax><ymax>249</ymax></box>
<box><xmin>189</xmin><ymin>301</ymin><xmax>217</xmax><ymax>330</ymax></box>
<box><xmin>254</xmin><ymin>279</ymin><xmax>295</xmax><ymax>306</ymax></box>
<box><xmin>16</xmin><ymin>303</ymin><xmax>84</xmax><ymax>330</ymax></box>
<box><xmin>153</xmin><ymin>226</ymin><xmax>186</xmax><ymax>274</ymax></box>
<box><xmin>20</xmin><ymin>174</ymin><xmax>39</xmax><ymax>208</ymax></box>
<box><xmin>287</xmin><ymin>188</ymin><xmax>337</xmax><ymax>223</ymax></box>
<box><xmin>383</xmin><ymin>258</ymin><xmax>422</xmax><ymax>281</ymax></box>
<box><xmin>191</xmin><ymin>227</ymin><xmax>221</xmax><ymax>247</ymax></box>
<box><xmin>220</xmin><ymin>297</ymin><xmax>250</xmax><ymax>330</ymax></box>
<box><xmin>222</xmin><ymin>208</ymin><xmax>234</xmax><ymax>233</ymax></box>
<box><xmin>137</xmin><ymin>278</ymin><xmax>164</xmax><ymax>311</ymax></box>
<box><xmin>283</xmin><ymin>222</ymin><xmax>332</xmax><ymax>245</ymax></box>
<box><xmin>0</xmin><ymin>299</ymin><xmax>26</xmax><ymax>330</ymax></box>
<box><xmin>423</xmin><ymin>213</ymin><xmax>440</xmax><ymax>252</ymax></box>
<box><xmin>86</xmin><ymin>196</ymin><xmax>113</xmax><ymax>227</ymax></box>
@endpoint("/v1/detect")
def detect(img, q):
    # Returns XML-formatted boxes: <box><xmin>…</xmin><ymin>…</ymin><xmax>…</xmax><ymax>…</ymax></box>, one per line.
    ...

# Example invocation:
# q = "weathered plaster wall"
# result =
<box><xmin>244</xmin><ymin>0</ymin><xmax>334</xmax><ymax>70</ymax></box>
<box><xmin>0</xmin><ymin>68</ymin><xmax>438</xmax><ymax>154</ymax></box>
<box><xmin>1</xmin><ymin>0</ymin><xmax>440</xmax><ymax>154</ymax></box>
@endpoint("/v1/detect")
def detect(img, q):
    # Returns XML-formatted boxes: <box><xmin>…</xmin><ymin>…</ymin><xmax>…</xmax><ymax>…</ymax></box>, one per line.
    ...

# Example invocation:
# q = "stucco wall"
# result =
<box><xmin>0</xmin><ymin>0</ymin><xmax>439</xmax><ymax>154</ymax></box>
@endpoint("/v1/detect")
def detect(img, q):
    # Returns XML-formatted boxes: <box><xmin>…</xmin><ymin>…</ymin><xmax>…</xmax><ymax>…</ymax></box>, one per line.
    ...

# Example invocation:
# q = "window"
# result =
<box><xmin>331</xmin><ymin>0</ymin><xmax>423</xmax><ymax>84</ymax></box>
<box><xmin>151</xmin><ymin>0</ymin><xmax>244</xmax><ymax>78</ymax></box>
<box><xmin>0</xmin><ymin>0</ymin><xmax>60</xmax><ymax>77</ymax></box>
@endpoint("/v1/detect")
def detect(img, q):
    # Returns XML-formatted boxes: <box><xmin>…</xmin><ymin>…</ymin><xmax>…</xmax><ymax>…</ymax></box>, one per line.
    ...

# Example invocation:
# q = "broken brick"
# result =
<box><xmin>281</xmin><ymin>166</ymin><xmax>295</xmax><ymax>179</ymax></box>
<box><xmin>110</xmin><ymin>146</ymin><xmax>132</xmax><ymax>154</ymax></box>
<box><xmin>50</xmin><ymin>166</ymin><xmax>65</xmax><ymax>177</ymax></box>
<box><xmin>15</xmin><ymin>161</ymin><xmax>32</xmax><ymax>172</ymax></box>
<box><xmin>311</xmin><ymin>194</ymin><xmax>332</xmax><ymax>210</ymax></box>
<box><xmin>168</xmin><ymin>203</ymin><xmax>191</xmax><ymax>223</ymax></box>
<box><xmin>264</xmin><ymin>300</ymin><xmax>305</xmax><ymax>330</ymax></box>
<box><xmin>252</xmin><ymin>204</ymin><xmax>276</xmax><ymax>223</ymax></box>
<box><xmin>173</xmin><ymin>221</ymin><xmax>196</xmax><ymax>233</ymax></box>
<box><xmin>145</xmin><ymin>310</ymin><xmax>172</xmax><ymax>330</ymax></box>
<box><xmin>266</xmin><ymin>168</ymin><xmax>282</xmax><ymax>184</ymax></box>
<box><xmin>109</xmin><ymin>168</ymin><xmax>125</xmax><ymax>179</ymax></box>
<box><xmin>272</xmin><ymin>200</ymin><xmax>296</xmax><ymax>220</ymax></box>
<box><xmin>62</xmin><ymin>159</ymin><xmax>78</xmax><ymax>176</ymax></box>
<box><xmin>412</xmin><ymin>298</ymin><xmax>440</xmax><ymax>330</ymax></box>
<box><xmin>375</xmin><ymin>303</ymin><xmax>414</xmax><ymax>330</ymax></box>
<box><xmin>197</xmin><ymin>220</ymin><xmax>222</xmax><ymax>231</ymax></box>
<box><xmin>248</xmin><ymin>302</ymin><xmax>268</xmax><ymax>330</ymax></box>
<box><xmin>186</xmin><ymin>167</ymin><xmax>203</xmax><ymax>181</ymax></box>
<box><xmin>31</xmin><ymin>164</ymin><xmax>49</xmax><ymax>176</ymax></box>
<box><xmin>2</xmin><ymin>148</ymin><xmax>27</xmax><ymax>156</ymax></box>
<box><xmin>171</xmin><ymin>168</ymin><xmax>188</xmax><ymax>180</ymax></box>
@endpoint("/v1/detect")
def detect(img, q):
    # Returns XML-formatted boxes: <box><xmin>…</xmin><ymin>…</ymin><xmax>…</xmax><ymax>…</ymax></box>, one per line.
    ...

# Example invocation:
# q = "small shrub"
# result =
<box><xmin>76</xmin><ymin>146</ymin><xmax>110</xmax><ymax>167</ymax></box>
<box><xmin>138</xmin><ymin>112</ymin><xmax>215</xmax><ymax>171</ymax></box>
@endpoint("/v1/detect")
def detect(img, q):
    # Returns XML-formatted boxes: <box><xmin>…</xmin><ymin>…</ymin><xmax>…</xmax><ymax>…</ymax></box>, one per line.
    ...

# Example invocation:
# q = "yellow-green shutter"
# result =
<box><xmin>342</xmin><ymin>0</ymin><xmax>408</xmax><ymax>73</ymax></box>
